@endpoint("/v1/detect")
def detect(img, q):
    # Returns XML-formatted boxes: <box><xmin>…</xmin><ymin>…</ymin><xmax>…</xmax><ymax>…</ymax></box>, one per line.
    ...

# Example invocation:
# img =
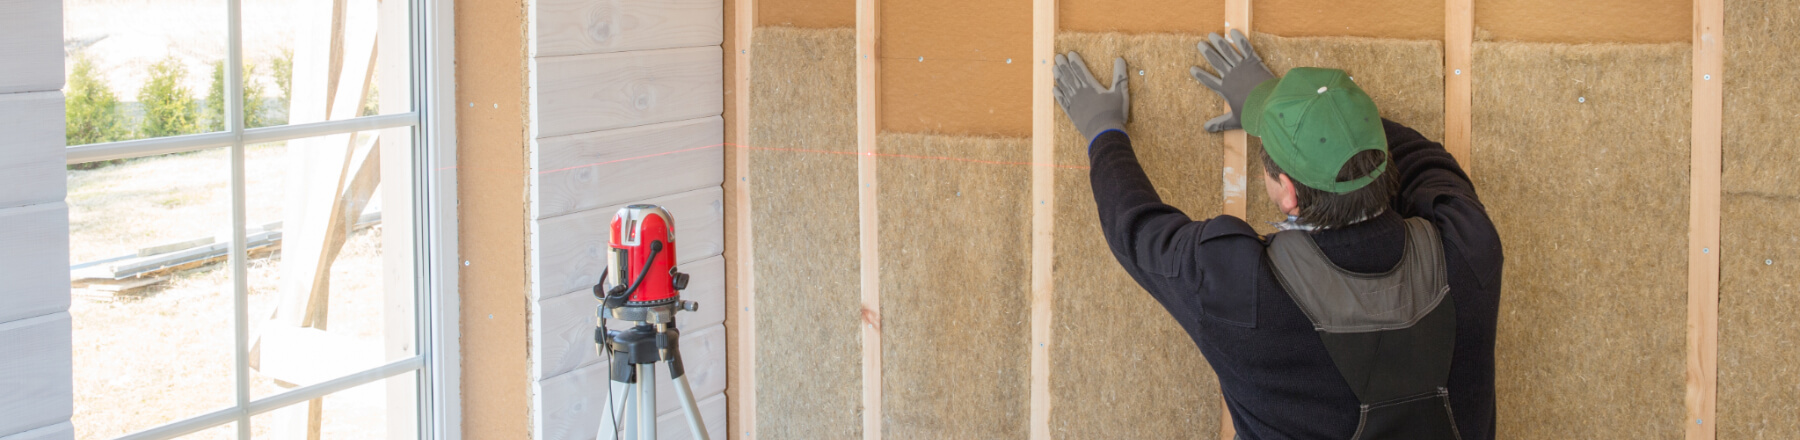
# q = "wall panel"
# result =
<box><xmin>748</xmin><ymin>26</ymin><xmax>863</xmax><ymax>439</ymax></box>
<box><xmin>534</xmin><ymin>47</ymin><xmax>724</xmax><ymax>139</ymax></box>
<box><xmin>533</xmin><ymin>116</ymin><xmax>724</xmax><ymax>220</ymax></box>
<box><xmin>1049</xmin><ymin>32</ymin><xmax>1225</xmax><ymax>439</ymax></box>
<box><xmin>1473</xmin><ymin>41</ymin><xmax>1690</xmax><ymax>439</ymax></box>
<box><xmin>1718</xmin><ymin>0</ymin><xmax>1800</xmax><ymax>435</ymax></box>
<box><xmin>0</xmin><ymin>313</ymin><xmax>73</xmax><ymax>437</ymax></box>
<box><xmin>0</xmin><ymin>0</ymin><xmax>63</xmax><ymax>94</ymax></box>
<box><xmin>0</xmin><ymin>92</ymin><xmax>65</xmax><ymax>209</ymax></box>
<box><xmin>0</xmin><ymin>203</ymin><xmax>70</xmax><ymax>325</ymax></box>
<box><xmin>532</xmin><ymin>0</ymin><xmax>723</xmax><ymax>57</ymax></box>
<box><xmin>879</xmin><ymin>0</ymin><xmax>1031</xmax><ymax>137</ymax></box>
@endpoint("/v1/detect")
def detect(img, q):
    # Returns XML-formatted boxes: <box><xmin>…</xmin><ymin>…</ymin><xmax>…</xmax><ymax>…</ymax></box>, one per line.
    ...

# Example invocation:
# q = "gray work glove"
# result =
<box><xmin>1190</xmin><ymin>29</ymin><xmax>1276</xmax><ymax>133</ymax></box>
<box><xmin>1052</xmin><ymin>51</ymin><xmax>1130</xmax><ymax>145</ymax></box>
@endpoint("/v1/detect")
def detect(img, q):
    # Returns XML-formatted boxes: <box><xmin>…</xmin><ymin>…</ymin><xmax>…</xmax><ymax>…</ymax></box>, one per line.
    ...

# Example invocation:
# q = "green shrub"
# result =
<box><xmin>271</xmin><ymin>47</ymin><xmax>293</xmax><ymax>124</ymax></box>
<box><xmin>65</xmin><ymin>53</ymin><xmax>129</xmax><ymax>147</ymax></box>
<box><xmin>205</xmin><ymin>60</ymin><xmax>269</xmax><ymax>131</ymax></box>
<box><xmin>138</xmin><ymin>56</ymin><xmax>199</xmax><ymax>138</ymax></box>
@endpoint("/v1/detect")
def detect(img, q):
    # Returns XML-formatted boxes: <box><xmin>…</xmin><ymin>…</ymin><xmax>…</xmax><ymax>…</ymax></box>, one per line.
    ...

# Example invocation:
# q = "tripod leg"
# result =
<box><xmin>666</xmin><ymin>352</ymin><xmax>710</xmax><ymax>440</ymax></box>
<box><xmin>639</xmin><ymin>363</ymin><xmax>657</xmax><ymax>440</ymax></box>
<box><xmin>607</xmin><ymin>378</ymin><xmax>635</xmax><ymax>440</ymax></box>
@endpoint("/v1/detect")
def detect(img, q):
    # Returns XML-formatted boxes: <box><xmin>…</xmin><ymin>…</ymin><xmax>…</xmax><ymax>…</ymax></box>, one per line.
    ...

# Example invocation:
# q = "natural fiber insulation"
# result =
<box><xmin>1244</xmin><ymin>33</ymin><xmax>1446</xmax><ymax>235</ymax></box>
<box><xmin>1473</xmin><ymin>42</ymin><xmax>1690</xmax><ymax>439</ymax></box>
<box><xmin>1719</xmin><ymin>1</ymin><xmax>1800</xmax><ymax>435</ymax></box>
<box><xmin>749</xmin><ymin>26</ymin><xmax>862</xmax><ymax>439</ymax></box>
<box><xmin>1051</xmin><ymin>32</ymin><xmax>1224</xmax><ymax>439</ymax></box>
<box><xmin>877</xmin><ymin>133</ymin><xmax>1031</xmax><ymax>439</ymax></box>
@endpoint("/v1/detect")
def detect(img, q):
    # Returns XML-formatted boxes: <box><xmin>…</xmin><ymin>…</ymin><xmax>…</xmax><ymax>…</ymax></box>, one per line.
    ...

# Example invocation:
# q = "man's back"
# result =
<box><xmin>1085</xmin><ymin>120</ymin><xmax>1504</xmax><ymax>439</ymax></box>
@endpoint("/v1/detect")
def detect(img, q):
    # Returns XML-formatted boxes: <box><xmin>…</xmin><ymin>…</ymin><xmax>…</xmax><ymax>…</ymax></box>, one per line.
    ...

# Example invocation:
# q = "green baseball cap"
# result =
<box><xmin>1241</xmin><ymin>67</ymin><xmax>1388</xmax><ymax>194</ymax></box>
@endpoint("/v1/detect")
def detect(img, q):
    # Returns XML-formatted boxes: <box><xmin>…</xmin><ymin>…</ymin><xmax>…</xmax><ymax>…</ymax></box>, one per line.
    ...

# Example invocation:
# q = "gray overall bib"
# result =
<box><xmin>1265</xmin><ymin>217</ymin><xmax>1461</xmax><ymax>439</ymax></box>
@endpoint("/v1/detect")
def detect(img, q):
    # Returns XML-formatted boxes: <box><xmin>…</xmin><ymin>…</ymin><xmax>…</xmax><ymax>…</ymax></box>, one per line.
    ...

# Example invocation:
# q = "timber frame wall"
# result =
<box><xmin>0</xmin><ymin>0</ymin><xmax>75</xmax><ymax>437</ymax></box>
<box><xmin>724</xmin><ymin>0</ymin><xmax>1732</xmax><ymax>439</ymax></box>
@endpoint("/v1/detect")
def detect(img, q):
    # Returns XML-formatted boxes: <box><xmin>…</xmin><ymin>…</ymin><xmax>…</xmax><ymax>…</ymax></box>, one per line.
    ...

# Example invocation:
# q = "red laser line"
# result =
<box><xmin>436</xmin><ymin>141</ymin><xmax>1087</xmax><ymax>173</ymax></box>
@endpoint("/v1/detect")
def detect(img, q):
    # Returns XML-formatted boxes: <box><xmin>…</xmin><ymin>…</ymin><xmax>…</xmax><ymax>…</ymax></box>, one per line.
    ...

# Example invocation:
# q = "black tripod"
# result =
<box><xmin>596</xmin><ymin>298</ymin><xmax>709</xmax><ymax>440</ymax></box>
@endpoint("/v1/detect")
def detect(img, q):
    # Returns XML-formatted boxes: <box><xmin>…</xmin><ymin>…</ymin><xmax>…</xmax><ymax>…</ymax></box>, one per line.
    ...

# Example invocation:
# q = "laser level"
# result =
<box><xmin>593</xmin><ymin>204</ymin><xmax>709</xmax><ymax>440</ymax></box>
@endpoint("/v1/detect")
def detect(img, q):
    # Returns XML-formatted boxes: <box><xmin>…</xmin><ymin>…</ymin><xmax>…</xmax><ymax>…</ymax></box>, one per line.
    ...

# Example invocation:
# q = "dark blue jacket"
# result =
<box><xmin>1085</xmin><ymin>120</ymin><xmax>1503</xmax><ymax>439</ymax></box>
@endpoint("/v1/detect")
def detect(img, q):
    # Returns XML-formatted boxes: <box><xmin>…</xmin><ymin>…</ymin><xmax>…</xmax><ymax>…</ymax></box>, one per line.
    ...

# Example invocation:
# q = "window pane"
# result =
<box><xmin>244</xmin><ymin>0</ymin><xmax>413</xmax><ymax>130</ymax></box>
<box><xmin>250</xmin><ymin>371</ymin><xmax>418</xmax><ymax>439</ymax></box>
<box><xmin>172</xmin><ymin>421</ymin><xmax>238</xmax><ymax>440</ymax></box>
<box><xmin>68</xmin><ymin>149</ymin><xmax>238</xmax><ymax>437</ymax></box>
<box><xmin>247</xmin><ymin>129</ymin><xmax>417</xmax><ymax>399</ymax></box>
<box><xmin>63</xmin><ymin>0</ymin><xmax>229</xmax><ymax>144</ymax></box>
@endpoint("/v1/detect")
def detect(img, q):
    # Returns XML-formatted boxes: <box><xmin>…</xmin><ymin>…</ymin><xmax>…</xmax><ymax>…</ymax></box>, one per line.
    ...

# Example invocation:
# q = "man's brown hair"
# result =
<box><xmin>1259</xmin><ymin>144</ymin><xmax>1398</xmax><ymax>229</ymax></box>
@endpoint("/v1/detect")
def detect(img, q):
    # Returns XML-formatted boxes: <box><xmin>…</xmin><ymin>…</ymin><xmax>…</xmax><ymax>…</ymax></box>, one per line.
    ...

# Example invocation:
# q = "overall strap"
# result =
<box><xmin>1266</xmin><ymin>217</ymin><xmax>1457</xmax><ymax>405</ymax></box>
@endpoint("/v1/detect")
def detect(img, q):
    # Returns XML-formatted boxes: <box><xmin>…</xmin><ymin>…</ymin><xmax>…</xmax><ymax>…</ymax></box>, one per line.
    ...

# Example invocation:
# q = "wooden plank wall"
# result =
<box><xmin>0</xmin><ymin>0</ymin><xmax>71</xmax><ymax>438</ymax></box>
<box><xmin>526</xmin><ymin>0</ymin><xmax>727</xmax><ymax>437</ymax></box>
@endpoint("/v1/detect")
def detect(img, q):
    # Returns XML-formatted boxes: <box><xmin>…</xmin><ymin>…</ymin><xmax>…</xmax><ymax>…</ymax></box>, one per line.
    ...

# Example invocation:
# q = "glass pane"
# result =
<box><xmin>63</xmin><ymin>0</ymin><xmax>228</xmax><ymax>145</ymax></box>
<box><xmin>68</xmin><ymin>148</ymin><xmax>236</xmax><ymax>437</ymax></box>
<box><xmin>250</xmin><ymin>371</ymin><xmax>418</xmax><ymax>439</ymax></box>
<box><xmin>247</xmin><ymin>129</ymin><xmax>416</xmax><ymax>398</ymax></box>
<box><xmin>244</xmin><ymin>0</ymin><xmax>413</xmax><ymax>129</ymax></box>
<box><xmin>172</xmin><ymin>421</ymin><xmax>238</xmax><ymax>440</ymax></box>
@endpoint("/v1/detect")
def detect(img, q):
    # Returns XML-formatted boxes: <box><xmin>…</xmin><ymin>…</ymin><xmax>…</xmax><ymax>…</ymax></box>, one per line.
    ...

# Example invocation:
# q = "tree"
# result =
<box><xmin>66</xmin><ymin>53</ymin><xmax>129</xmax><ymax>147</ymax></box>
<box><xmin>205</xmin><ymin>60</ymin><xmax>269</xmax><ymax>131</ymax></box>
<box><xmin>138</xmin><ymin>56</ymin><xmax>199</xmax><ymax>138</ymax></box>
<box><xmin>271</xmin><ymin>47</ymin><xmax>293</xmax><ymax>125</ymax></box>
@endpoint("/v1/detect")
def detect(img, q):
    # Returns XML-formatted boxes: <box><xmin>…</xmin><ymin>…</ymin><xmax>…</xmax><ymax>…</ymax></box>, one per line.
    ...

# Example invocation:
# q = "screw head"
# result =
<box><xmin>1767</xmin><ymin>259</ymin><xmax>1774</xmax><ymax>265</ymax></box>
<box><xmin>1704</xmin><ymin>74</ymin><xmax>1712</xmax><ymax>80</ymax></box>
<box><xmin>1007</xmin><ymin>58</ymin><xmax>1012</xmax><ymax>64</ymax></box>
<box><xmin>918</xmin><ymin>57</ymin><xmax>924</xmax><ymax>62</ymax></box>
<box><xmin>1704</xmin><ymin>247</ymin><xmax>1711</xmax><ymax>254</ymax></box>
<box><xmin>1454</xmin><ymin>69</ymin><xmax>1462</xmax><ymax>75</ymax></box>
<box><xmin>1578</xmin><ymin>97</ymin><xmax>1586</xmax><ymax>103</ymax></box>
<box><xmin>1138</xmin><ymin>70</ymin><xmax>1145</xmax><ymax>76</ymax></box>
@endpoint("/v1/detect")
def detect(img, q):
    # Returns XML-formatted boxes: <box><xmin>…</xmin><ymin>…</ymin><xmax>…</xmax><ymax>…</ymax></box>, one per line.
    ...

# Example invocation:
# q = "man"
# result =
<box><xmin>1051</xmin><ymin>30</ymin><xmax>1503</xmax><ymax>439</ymax></box>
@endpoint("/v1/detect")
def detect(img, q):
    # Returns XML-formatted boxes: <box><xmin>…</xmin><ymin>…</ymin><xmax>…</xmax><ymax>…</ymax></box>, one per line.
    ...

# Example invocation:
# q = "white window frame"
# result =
<box><xmin>61</xmin><ymin>0</ymin><xmax>459</xmax><ymax>436</ymax></box>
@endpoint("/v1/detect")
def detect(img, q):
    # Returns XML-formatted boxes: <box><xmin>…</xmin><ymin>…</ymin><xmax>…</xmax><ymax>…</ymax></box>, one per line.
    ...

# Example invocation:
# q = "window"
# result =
<box><xmin>61</xmin><ymin>0</ymin><xmax>455</xmax><ymax>437</ymax></box>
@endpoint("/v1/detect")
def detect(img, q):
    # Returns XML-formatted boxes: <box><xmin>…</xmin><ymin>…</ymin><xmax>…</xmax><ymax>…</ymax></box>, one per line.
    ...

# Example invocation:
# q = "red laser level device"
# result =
<box><xmin>601</xmin><ymin>204</ymin><xmax>689</xmax><ymax>307</ymax></box>
<box><xmin>591</xmin><ymin>204</ymin><xmax>710</xmax><ymax>440</ymax></box>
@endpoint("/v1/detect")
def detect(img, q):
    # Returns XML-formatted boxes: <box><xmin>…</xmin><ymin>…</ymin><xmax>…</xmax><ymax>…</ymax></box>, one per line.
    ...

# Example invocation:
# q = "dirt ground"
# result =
<box><xmin>68</xmin><ymin>145</ymin><xmax>402</xmax><ymax>439</ymax></box>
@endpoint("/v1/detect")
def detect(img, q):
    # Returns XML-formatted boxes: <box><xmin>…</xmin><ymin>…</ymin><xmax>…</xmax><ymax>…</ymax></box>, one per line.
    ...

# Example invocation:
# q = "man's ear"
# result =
<box><xmin>1276</xmin><ymin>173</ymin><xmax>1300</xmax><ymax>216</ymax></box>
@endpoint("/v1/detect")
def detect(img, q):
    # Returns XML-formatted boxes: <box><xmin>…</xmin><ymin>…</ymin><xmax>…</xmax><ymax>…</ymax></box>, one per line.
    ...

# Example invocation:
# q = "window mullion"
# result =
<box><xmin>224</xmin><ymin>0</ymin><xmax>250</xmax><ymax>436</ymax></box>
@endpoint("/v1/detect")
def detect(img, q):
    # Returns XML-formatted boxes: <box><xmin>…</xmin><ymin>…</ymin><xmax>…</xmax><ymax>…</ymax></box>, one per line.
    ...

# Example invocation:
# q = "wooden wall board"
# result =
<box><xmin>532</xmin><ymin>116</ymin><xmax>725</xmax><ymax>220</ymax></box>
<box><xmin>0</xmin><ymin>313</ymin><xmax>73</xmax><ymax>437</ymax></box>
<box><xmin>0</xmin><ymin>203</ymin><xmax>69</xmax><ymax>325</ymax></box>
<box><xmin>533</xmin><ymin>186</ymin><xmax>726</xmax><ymax>300</ymax></box>
<box><xmin>1472</xmin><ymin>41</ymin><xmax>1690</xmax><ymax>439</ymax></box>
<box><xmin>1242</xmin><ymin>33</ymin><xmax>1446</xmax><ymax>235</ymax></box>
<box><xmin>1716</xmin><ymin>0</ymin><xmax>1798</xmax><ymax>435</ymax></box>
<box><xmin>876</xmin><ymin>133</ymin><xmax>1031</xmax><ymax>439</ymax></box>
<box><xmin>0</xmin><ymin>421</ymin><xmax>72</xmax><ymax>440</ymax></box>
<box><xmin>538</xmin><ymin>256</ymin><xmax>726</xmax><ymax>379</ymax></box>
<box><xmin>0</xmin><ymin>0</ymin><xmax>63</xmax><ymax>94</ymax></box>
<box><xmin>0</xmin><ymin>92</ymin><xmax>65</xmax><ymax>209</ymax></box>
<box><xmin>1027</xmin><ymin>0</ymin><xmax>1054</xmax><ymax>438</ymax></box>
<box><xmin>537</xmin><ymin>325</ymin><xmax>727</xmax><ymax>440</ymax></box>
<box><xmin>456</xmin><ymin>0</ymin><xmax>532</xmax><ymax>431</ymax></box>
<box><xmin>1475</xmin><ymin>0</ymin><xmax>1689</xmax><ymax>43</ymax></box>
<box><xmin>758</xmin><ymin>0</ymin><xmax>853</xmax><ymax>29</ymax></box>
<box><xmin>879</xmin><ymin>0</ymin><xmax>1032</xmax><ymax>137</ymax></box>
<box><xmin>725</xmin><ymin>0</ymin><xmax>754</xmax><ymax>435</ymax></box>
<box><xmin>748</xmin><ymin>26</ymin><xmax>862</xmax><ymax>440</ymax></box>
<box><xmin>1056</xmin><ymin>0</ymin><xmax>1222</xmax><ymax>34</ymax></box>
<box><xmin>1687</xmin><ymin>0</ymin><xmax>1723</xmax><ymax>437</ymax></box>
<box><xmin>1253</xmin><ymin>0</ymin><xmax>1442</xmax><ymax>40</ymax></box>
<box><xmin>533</xmin><ymin>46</ymin><xmax>724</xmax><ymax>139</ymax></box>
<box><xmin>1445</xmin><ymin>0</ymin><xmax>1473</xmax><ymax>169</ymax></box>
<box><xmin>855</xmin><ymin>0</ymin><xmax>881</xmax><ymax>437</ymax></box>
<box><xmin>531</xmin><ymin>0</ymin><xmax>724</xmax><ymax>58</ymax></box>
<box><xmin>1049</xmin><ymin>32</ymin><xmax>1225</xmax><ymax>440</ymax></box>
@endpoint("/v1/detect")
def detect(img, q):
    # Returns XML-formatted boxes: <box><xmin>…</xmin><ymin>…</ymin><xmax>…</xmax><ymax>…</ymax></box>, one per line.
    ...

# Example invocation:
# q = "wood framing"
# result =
<box><xmin>1219</xmin><ymin>1</ymin><xmax>1250</xmax><ymax>438</ymax></box>
<box><xmin>1220</xmin><ymin>2</ymin><xmax>1250</xmax><ymax>220</ymax></box>
<box><xmin>1685</xmin><ymin>0</ymin><xmax>1723</xmax><ymax>437</ymax></box>
<box><xmin>1444</xmin><ymin>0</ymin><xmax>1472</xmax><ymax>168</ymax></box>
<box><xmin>856</xmin><ymin>0</ymin><xmax>883</xmax><ymax>437</ymax></box>
<box><xmin>730</xmin><ymin>0</ymin><xmax>757</xmax><ymax>436</ymax></box>
<box><xmin>1026</xmin><ymin>0</ymin><xmax>1056</xmax><ymax>437</ymax></box>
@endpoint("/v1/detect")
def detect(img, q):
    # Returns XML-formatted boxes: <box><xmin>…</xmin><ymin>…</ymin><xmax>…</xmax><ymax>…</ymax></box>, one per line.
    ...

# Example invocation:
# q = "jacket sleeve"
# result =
<box><xmin>1086</xmin><ymin>130</ymin><xmax>1259</xmax><ymax>321</ymax></box>
<box><xmin>1383</xmin><ymin>119</ymin><xmax>1504</xmax><ymax>290</ymax></box>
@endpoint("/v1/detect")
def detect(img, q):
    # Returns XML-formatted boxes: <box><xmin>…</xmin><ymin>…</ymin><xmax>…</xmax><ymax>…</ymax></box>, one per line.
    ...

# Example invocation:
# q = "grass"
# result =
<box><xmin>69</xmin><ymin>143</ymin><xmax>402</xmax><ymax>439</ymax></box>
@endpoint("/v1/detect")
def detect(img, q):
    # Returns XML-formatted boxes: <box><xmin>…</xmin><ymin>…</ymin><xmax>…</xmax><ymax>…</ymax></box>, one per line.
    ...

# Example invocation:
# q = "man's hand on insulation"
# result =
<box><xmin>1191</xmin><ymin>29</ymin><xmax>1276</xmax><ymax>133</ymax></box>
<box><xmin>1052</xmin><ymin>51</ymin><xmax>1130</xmax><ymax>147</ymax></box>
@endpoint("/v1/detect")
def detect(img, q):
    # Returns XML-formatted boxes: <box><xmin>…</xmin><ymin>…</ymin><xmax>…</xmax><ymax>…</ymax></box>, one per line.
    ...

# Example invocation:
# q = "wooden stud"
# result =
<box><xmin>730</xmin><ymin>0</ymin><xmax>756</xmax><ymax>436</ymax></box>
<box><xmin>1686</xmin><ymin>0</ymin><xmax>1722</xmax><ymax>437</ymax></box>
<box><xmin>1444</xmin><ymin>0</ymin><xmax>1473</xmax><ymax>170</ymax></box>
<box><xmin>1221</xmin><ymin>2</ymin><xmax>1251</xmax><ymax>221</ymax></box>
<box><xmin>1027</xmin><ymin>0</ymin><xmax>1056</xmax><ymax>438</ymax></box>
<box><xmin>856</xmin><ymin>0</ymin><xmax>883</xmax><ymax>437</ymax></box>
<box><xmin>1219</xmin><ymin>3</ymin><xmax>1249</xmax><ymax>439</ymax></box>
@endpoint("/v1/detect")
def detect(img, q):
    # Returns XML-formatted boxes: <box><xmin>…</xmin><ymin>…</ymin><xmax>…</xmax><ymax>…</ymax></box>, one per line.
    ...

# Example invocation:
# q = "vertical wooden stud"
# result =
<box><xmin>731</xmin><ymin>0</ymin><xmax>756</xmax><ymax>436</ymax></box>
<box><xmin>1219</xmin><ymin>3</ymin><xmax>1250</xmax><ymax>439</ymax></box>
<box><xmin>856</xmin><ymin>0</ymin><xmax>883</xmax><ymax>437</ymax></box>
<box><xmin>1027</xmin><ymin>0</ymin><xmax>1056</xmax><ymax>438</ymax></box>
<box><xmin>1686</xmin><ymin>0</ymin><xmax>1723</xmax><ymax>437</ymax></box>
<box><xmin>1221</xmin><ymin>1</ymin><xmax>1252</xmax><ymax>220</ymax></box>
<box><xmin>1444</xmin><ymin>0</ymin><xmax>1473</xmax><ymax>169</ymax></box>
